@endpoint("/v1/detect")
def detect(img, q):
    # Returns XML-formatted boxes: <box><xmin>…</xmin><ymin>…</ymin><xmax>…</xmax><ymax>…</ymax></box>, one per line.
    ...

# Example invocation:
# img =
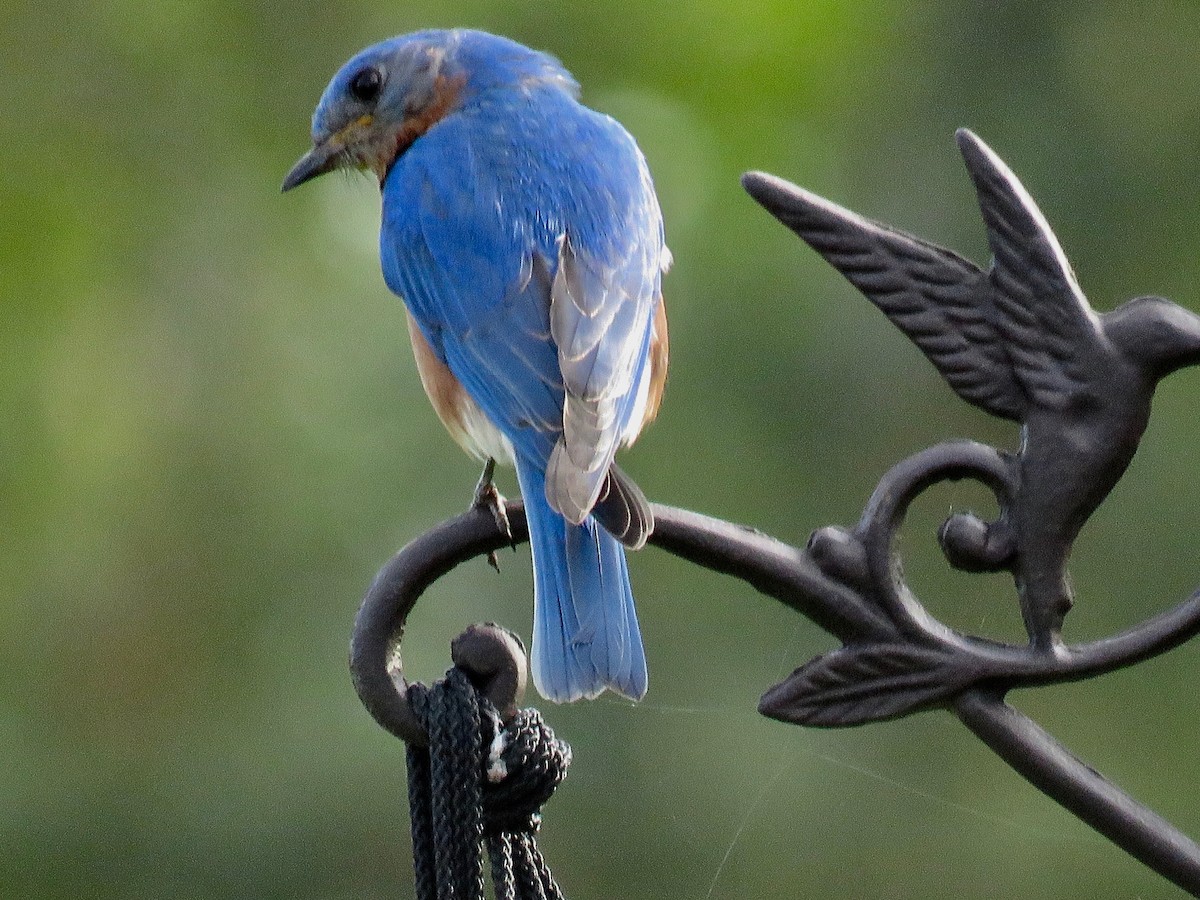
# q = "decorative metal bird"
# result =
<box><xmin>284</xmin><ymin>30</ymin><xmax>669</xmax><ymax>700</ymax></box>
<box><xmin>744</xmin><ymin>129</ymin><xmax>1200</xmax><ymax>651</ymax></box>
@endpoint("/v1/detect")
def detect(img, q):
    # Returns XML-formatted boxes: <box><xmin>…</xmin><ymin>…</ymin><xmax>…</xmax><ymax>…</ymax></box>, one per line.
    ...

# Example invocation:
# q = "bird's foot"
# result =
<box><xmin>472</xmin><ymin>458</ymin><xmax>514</xmax><ymax>572</ymax></box>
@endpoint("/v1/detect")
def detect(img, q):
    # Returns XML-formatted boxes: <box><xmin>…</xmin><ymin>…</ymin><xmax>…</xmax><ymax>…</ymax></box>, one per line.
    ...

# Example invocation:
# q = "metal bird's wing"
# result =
<box><xmin>956</xmin><ymin>129</ymin><xmax>1106</xmax><ymax>413</ymax></box>
<box><xmin>742</xmin><ymin>171</ymin><xmax>1026</xmax><ymax>421</ymax></box>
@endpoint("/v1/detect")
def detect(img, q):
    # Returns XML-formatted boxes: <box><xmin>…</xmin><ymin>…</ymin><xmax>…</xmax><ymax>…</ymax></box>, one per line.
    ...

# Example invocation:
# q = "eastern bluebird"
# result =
<box><xmin>284</xmin><ymin>29</ymin><xmax>669</xmax><ymax>702</ymax></box>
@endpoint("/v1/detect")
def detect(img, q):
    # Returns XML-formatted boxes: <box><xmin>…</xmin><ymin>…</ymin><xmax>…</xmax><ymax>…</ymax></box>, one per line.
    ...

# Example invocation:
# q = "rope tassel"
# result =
<box><xmin>406</xmin><ymin>668</ymin><xmax>571</xmax><ymax>900</ymax></box>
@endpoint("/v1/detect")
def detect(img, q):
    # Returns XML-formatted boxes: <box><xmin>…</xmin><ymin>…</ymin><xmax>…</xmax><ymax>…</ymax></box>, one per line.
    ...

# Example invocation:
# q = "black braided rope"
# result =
<box><xmin>486</xmin><ymin>833</ymin><xmax>517</xmax><ymax>900</ymax></box>
<box><xmin>405</xmin><ymin>668</ymin><xmax>571</xmax><ymax>900</ymax></box>
<box><xmin>406</xmin><ymin>732</ymin><xmax>437</xmax><ymax>900</ymax></box>
<box><xmin>483</xmin><ymin>709</ymin><xmax>570</xmax><ymax>900</ymax></box>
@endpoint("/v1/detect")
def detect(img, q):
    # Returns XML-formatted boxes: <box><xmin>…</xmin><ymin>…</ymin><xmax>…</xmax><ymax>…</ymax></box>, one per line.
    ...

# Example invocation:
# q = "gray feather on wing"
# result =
<box><xmin>546</xmin><ymin>232</ymin><xmax>656</xmax><ymax>524</ymax></box>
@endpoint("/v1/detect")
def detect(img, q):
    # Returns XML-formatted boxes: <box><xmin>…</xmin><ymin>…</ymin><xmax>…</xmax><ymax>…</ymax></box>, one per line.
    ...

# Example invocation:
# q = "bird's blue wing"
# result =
<box><xmin>380</xmin><ymin>122</ymin><xmax>565</xmax><ymax>466</ymax></box>
<box><xmin>545</xmin><ymin>173</ymin><xmax>664</xmax><ymax>523</ymax></box>
<box><xmin>381</xmin><ymin>100</ymin><xmax>665</xmax><ymax>508</ymax></box>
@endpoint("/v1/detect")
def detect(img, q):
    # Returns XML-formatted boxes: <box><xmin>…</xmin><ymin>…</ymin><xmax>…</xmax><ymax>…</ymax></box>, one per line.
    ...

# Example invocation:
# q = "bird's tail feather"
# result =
<box><xmin>517</xmin><ymin>458</ymin><xmax>648</xmax><ymax>703</ymax></box>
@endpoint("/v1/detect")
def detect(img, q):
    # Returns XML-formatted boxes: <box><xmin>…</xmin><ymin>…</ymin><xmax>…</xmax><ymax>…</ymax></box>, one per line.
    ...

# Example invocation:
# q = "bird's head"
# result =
<box><xmin>1105</xmin><ymin>295</ymin><xmax>1200</xmax><ymax>380</ymax></box>
<box><xmin>282</xmin><ymin>29</ymin><xmax>577</xmax><ymax>191</ymax></box>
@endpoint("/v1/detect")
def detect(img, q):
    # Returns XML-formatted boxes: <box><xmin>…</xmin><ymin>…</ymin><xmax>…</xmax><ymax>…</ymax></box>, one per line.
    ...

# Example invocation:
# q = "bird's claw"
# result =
<box><xmin>472</xmin><ymin>458</ymin><xmax>515</xmax><ymax>571</ymax></box>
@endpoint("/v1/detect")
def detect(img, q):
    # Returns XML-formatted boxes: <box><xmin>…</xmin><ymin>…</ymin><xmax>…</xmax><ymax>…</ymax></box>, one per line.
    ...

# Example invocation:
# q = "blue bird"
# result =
<box><xmin>283</xmin><ymin>29</ymin><xmax>669</xmax><ymax>702</ymax></box>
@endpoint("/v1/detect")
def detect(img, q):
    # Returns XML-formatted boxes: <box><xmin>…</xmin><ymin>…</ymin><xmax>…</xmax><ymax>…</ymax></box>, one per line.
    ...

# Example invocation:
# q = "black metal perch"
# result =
<box><xmin>350</xmin><ymin>130</ymin><xmax>1200</xmax><ymax>896</ymax></box>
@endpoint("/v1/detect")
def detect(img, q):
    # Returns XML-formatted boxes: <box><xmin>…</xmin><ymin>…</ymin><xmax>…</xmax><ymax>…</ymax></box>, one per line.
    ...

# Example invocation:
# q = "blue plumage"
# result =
<box><xmin>517</xmin><ymin>462</ymin><xmax>647</xmax><ymax>701</ymax></box>
<box><xmin>284</xmin><ymin>29</ymin><xmax>669</xmax><ymax>701</ymax></box>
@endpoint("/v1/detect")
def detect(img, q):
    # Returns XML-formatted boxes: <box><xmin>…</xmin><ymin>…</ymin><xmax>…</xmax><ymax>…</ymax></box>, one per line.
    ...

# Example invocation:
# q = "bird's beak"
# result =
<box><xmin>281</xmin><ymin>139</ymin><xmax>342</xmax><ymax>192</ymax></box>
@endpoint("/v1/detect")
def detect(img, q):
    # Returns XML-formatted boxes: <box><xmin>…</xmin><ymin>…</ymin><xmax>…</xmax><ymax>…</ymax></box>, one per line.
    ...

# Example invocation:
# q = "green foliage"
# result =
<box><xmin>4</xmin><ymin>2</ymin><xmax>1200</xmax><ymax>897</ymax></box>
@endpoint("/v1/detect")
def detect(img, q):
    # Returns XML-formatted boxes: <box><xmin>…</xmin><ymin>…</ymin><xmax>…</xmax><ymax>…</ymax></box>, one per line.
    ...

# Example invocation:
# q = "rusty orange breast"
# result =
<box><xmin>405</xmin><ymin>311</ymin><xmax>514</xmax><ymax>464</ymax></box>
<box><xmin>641</xmin><ymin>296</ymin><xmax>669</xmax><ymax>430</ymax></box>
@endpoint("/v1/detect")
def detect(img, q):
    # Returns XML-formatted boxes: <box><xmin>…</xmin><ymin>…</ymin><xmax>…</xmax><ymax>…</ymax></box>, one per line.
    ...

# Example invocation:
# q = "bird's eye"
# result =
<box><xmin>349</xmin><ymin>67</ymin><xmax>383</xmax><ymax>103</ymax></box>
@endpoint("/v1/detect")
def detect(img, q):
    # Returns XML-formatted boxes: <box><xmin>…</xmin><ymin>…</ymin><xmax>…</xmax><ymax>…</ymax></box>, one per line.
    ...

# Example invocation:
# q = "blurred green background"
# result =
<box><xmin>6</xmin><ymin>1</ymin><xmax>1200</xmax><ymax>897</ymax></box>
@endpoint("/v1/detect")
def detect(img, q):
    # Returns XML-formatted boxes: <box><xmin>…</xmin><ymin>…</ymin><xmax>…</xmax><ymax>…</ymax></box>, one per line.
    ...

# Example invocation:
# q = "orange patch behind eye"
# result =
<box><xmin>381</xmin><ymin>73</ymin><xmax>467</xmax><ymax>184</ymax></box>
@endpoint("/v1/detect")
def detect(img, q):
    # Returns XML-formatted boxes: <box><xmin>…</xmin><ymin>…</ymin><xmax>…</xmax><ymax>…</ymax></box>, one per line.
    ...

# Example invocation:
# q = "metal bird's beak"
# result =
<box><xmin>281</xmin><ymin>139</ymin><xmax>342</xmax><ymax>192</ymax></box>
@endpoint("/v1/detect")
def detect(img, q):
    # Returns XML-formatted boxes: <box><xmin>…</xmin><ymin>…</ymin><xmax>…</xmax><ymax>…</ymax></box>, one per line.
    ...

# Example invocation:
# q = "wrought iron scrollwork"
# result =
<box><xmin>351</xmin><ymin>130</ymin><xmax>1200</xmax><ymax>895</ymax></box>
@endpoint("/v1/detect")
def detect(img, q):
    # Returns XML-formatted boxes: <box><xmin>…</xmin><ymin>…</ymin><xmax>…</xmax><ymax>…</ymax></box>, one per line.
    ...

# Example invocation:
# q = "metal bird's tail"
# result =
<box><xmin>516</xmin><ymin>458</ymin><xmax>648</xmax><ymax>703</ymax></box>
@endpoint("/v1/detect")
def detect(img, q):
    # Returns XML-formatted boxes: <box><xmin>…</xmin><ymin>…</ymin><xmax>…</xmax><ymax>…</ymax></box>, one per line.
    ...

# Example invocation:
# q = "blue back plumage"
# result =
<box><xmin>330</xmin><ymin>29</ymin><xmax>664</xmax><ymax>701</ymax></box>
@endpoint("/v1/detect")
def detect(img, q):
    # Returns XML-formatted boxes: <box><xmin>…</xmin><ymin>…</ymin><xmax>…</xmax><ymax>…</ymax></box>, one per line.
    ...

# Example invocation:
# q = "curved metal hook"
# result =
<box><xmin>349</xmin><ymin>503</ymin><xmax>530</xmax><ymax>747</ymax></box>
<box><xmin>855</xmin><ymin>439</ymin><xmax>1018</xmax><ymax>639</ymax></box>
